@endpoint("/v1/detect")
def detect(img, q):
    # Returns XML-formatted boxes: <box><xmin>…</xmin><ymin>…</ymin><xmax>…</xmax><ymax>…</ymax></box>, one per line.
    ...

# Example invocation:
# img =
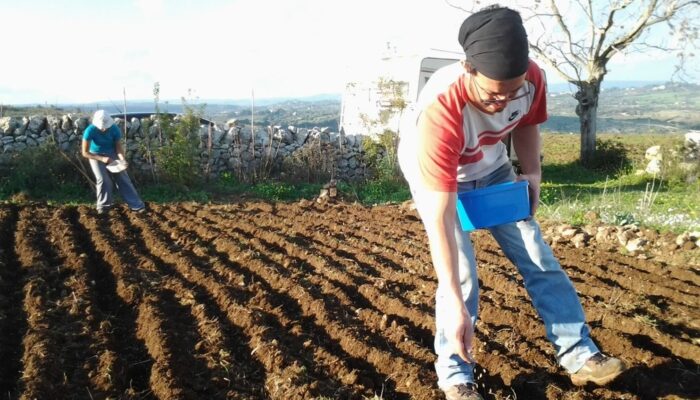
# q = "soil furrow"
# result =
<box><xmin>250</xmin><ymin>204</ymin><xmax>434</xmax><ymax>278</ymax></box>
<box><xmin>230</xmin><ymin>208</ymin><xmax>438</xmax><ymax>312</ymax></box>
<box><xmin>45</xmin><ymin>207</ymin><xmax>119</xmax><ymax>397</ymax></box>
<box><xmin>0</xmin><ymin>205</ymin><xmax>27</xmax><ymax>398</ymax></box>
<box><xmin>191</xmin><ymin>208</ymin><xmax>438</xmax><ymax>368</ymax></box>
<box><xmin>69</xmin><ymin>206</ymin><xmax>155</xmax><ymax>397</ymax></box>
<box><xmin>210</xmin><ymin>207</ymin><xmax>437</xmax><ymax>333</ymax></box>
<box><xmin>107</xmin><ymin>210</ymin><xmax>224</xmax><ymax>398</ymax></box>
<box><xmin>157</xmin><ymin>205</ymin><xmax>441</xmax><ymax>399</ymax></box>
<box><xmin>15</xmin><ymin>207</ymin><xmax>90</xmax><ymax>399</ymax></box>
<box><xmin>140</xmin><ymin>205</ymin><xmax>371</xmax><ymax>399</ymax></box>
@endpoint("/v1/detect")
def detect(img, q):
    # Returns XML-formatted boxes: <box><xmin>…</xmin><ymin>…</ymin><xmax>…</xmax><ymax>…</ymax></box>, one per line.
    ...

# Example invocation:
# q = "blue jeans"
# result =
<box><xmin>418</xmin><ymin>162</ymin><xmax>598</xmax><ymax>388</ymax></box>
<box><xmin>89</xmin><ymin>158</ymin><xmax>145</xmax><ymax>211</ymax></box>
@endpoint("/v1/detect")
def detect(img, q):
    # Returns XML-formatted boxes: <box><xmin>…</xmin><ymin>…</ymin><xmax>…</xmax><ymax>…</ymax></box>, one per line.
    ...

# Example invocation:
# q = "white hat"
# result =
<box><xmin>92</xmin><ymin>110</ymin><xmax>114</xmax><ymax>130</ymax></box>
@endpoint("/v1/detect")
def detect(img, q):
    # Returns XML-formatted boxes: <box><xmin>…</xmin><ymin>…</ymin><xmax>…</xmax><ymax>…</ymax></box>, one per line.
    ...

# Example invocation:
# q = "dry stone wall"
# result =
<box><xmin>0</xmin><ymin>114</ymin><xmax>377</xmax><ymax>182</ymax></box>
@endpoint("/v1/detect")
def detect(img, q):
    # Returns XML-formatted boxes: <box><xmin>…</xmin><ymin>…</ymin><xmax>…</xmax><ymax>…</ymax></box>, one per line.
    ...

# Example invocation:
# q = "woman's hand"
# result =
<box><xmin>102</xmin><ymin>156</ymin><xmax>111</xmax><ymax>164</ymax></box>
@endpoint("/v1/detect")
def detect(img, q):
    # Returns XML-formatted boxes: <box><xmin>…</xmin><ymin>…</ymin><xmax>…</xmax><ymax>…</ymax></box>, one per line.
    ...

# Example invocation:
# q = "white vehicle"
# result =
<box><xmin>339</xmin><ymin>49</ymin><xmax>461</xmax><ymax>138</ymax></box>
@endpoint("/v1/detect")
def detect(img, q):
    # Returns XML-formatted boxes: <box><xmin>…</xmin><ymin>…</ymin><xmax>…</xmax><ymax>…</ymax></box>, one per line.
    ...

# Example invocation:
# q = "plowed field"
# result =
<box><xmin>0</xmin><ymin>201</ymin><xmax>698</xmax><ymax>400</ymax></box>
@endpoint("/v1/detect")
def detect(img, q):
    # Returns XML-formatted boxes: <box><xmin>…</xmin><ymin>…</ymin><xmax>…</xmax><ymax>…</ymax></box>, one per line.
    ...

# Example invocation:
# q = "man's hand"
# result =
<box><xmin>516</xmin><ymin>173</ymin><xmax>541</xmax><ymax>216</ymax></box>
<box><xmin>447</xmin><ymin>302</ymin><xmax>476</xmax><ymax>363</ymax></box>
<box><xmin>102</xmin><ymin>156</ymin><xmax>111</xmax><ymax>164</ymax></box>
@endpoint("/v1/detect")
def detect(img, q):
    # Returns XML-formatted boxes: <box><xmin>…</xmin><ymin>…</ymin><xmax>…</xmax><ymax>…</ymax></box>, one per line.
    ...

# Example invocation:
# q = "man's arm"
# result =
<box><xmin>412</xmin><ymin>189</ymin><xmax>474</xmax><ymax>362</ymax></box>
<box><xmin>512</xmin><ymin>123</ymin><xmax>542</xmax><ymax>215</ymax></box>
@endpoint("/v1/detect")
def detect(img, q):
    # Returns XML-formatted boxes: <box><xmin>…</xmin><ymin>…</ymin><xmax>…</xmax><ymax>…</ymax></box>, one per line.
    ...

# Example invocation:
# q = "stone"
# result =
<box><xmin>559</xmin><ymin>226</ymin><xmax>580</xmax><ymax>239</ymax></box>
<box><xmin>61</xmin><ymin>115</ymin><xmax>73</xmax><ymax>132</ymax></box>
<box><xmin>225</xmin><ymin>118</ymin><xmax>239</xmax><ymax>129</ymax></box>
<box><xmin>27</xmin><ymin>115</ymin><xmax>47</xmax><ymax>134</ymax></box>
<box><xmin>75</xmin><ymin>117</ymin><xmax>89</xmax><ymax>132</ymax></box>
<box><xmin>616</xmin><ymin>229</ymin><xmax>635</xmax><ymax>246</ymax></box>
<box><xmin>571</xmin><ymin>233</ymin><xmax>589</xmax><ymax>248</ymax></box>
<box><xmin>645</xmin><ymin>159</ymin><xmax>662</xmax><ymax>174</ymax></box>
<box><xmin>625</xmin><ymin>238</ymin><xmax>647</xmax><ymax>253</ymax></box>
<box><xmin>296</xmin><ymin>128</ymin><xmax>309</xmax><ymax>145</ymax></box>
<box><xmin>129</xmin><ymin>117</ymin><xmax>141</xmax><ymax>136</ymax></box>
<box><xmin>645</xmin><ymin>145</ymin><xmax>662</xmax><ymax>161</ymax></box>
<box><xmin>0</xmin><ymin>117</ymin><xmax>20</xmax><ymax>135</ymax></box>
<box><xmin>676</xmin><ymin>232</ymin><xmax>692</xmax><ymax>246</ymax></box>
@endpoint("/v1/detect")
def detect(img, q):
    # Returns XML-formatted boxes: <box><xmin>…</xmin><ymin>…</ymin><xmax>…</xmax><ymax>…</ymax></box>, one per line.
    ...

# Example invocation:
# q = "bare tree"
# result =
<box><xmin>446</xmin><ymin>0</ymin><xmax>699</xmax><ymax>165</ymax></box>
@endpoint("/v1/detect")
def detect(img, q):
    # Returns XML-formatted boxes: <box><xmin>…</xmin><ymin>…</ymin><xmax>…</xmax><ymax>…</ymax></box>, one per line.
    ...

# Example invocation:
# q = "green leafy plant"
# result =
<box><xmin>153</xmin><ymin>103</ymin><xmax>203</xmax><ymax>188</ymax></box>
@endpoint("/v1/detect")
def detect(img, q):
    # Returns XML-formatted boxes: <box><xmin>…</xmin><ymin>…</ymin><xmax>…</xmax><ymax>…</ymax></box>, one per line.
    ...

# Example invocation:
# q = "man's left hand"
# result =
<box><xmin>516</xmin><ymin>174</ymin><xmax>541</xmax><ymax>216</ymax></box>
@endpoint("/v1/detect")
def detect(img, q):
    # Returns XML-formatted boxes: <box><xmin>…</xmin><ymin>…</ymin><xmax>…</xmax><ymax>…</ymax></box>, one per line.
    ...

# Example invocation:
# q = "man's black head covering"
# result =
<box><xmin>458</xmin><ymin>7</ymin><xmax>529</xmax><ymax>80</ymax></box>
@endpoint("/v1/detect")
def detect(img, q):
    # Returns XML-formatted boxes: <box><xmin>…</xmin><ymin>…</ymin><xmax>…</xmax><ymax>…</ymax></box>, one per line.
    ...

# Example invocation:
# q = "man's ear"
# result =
<box><xmin>461</xmin><ymin>60</ymin><xmax>476</xmax><ymax>75</ymax></box>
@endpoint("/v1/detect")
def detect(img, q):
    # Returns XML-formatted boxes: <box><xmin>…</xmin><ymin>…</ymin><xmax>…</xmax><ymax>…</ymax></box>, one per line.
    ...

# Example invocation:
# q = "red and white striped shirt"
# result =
<box><xmin>398</xmin><ymin>59</ymin><xmax>547</xmax><ymax>192</ymax></box>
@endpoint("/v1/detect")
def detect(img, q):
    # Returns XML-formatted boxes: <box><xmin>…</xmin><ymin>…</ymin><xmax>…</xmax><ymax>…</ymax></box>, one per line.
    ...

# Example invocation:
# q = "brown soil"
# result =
<box><xmin>0</xmin><ymin>201</ymin><xmax>697</xmax><ymax>400</ymax></box>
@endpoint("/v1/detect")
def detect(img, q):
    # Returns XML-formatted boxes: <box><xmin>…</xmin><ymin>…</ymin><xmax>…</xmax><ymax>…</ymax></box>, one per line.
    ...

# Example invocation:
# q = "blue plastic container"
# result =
<box><xmin>456</xmin><ymin>180</ymin><xmax>530</xmax><ymax>231</ymax></box>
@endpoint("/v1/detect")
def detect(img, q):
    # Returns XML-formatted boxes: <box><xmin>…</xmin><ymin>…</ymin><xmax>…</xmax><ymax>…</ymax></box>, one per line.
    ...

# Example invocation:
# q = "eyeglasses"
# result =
<box><xmin>471</xmin><ymin>76</ymin><xmax>530</xmax><ymax>106</ymax></box>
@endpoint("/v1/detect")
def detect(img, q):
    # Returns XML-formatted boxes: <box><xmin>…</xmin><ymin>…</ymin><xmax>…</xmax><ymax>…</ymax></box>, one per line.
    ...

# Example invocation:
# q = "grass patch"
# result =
<box><xmin>537</xmin><ymin>133</ymin><xmax>699</xmax><ymax>232</ymax></box>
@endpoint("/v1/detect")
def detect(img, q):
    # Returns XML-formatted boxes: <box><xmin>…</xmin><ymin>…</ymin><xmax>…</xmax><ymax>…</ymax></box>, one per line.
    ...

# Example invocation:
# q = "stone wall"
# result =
<box><xmin>0</xmin><ymin>114</ymin><xmax>380</xmax><ymax>182</ymax></box>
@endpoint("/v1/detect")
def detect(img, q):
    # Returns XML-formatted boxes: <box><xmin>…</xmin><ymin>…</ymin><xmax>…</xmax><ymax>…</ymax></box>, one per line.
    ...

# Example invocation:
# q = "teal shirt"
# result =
<box><xmin>83</xmin><ymin>124</ymin><xmax>121</xmax><ymax>156</ymax></box>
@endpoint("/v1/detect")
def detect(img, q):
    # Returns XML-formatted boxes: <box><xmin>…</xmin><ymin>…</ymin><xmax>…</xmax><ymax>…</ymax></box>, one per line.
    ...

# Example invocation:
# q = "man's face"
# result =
<box><xmin>468</xmin><ymin>69</ymin><xmax>527</xmax><ymax>113</ymax></box>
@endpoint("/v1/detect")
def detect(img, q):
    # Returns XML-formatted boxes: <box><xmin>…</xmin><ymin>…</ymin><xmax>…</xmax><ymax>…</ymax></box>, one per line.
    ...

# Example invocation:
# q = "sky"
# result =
<box><xmin>0</xmin><ymin>0</ymin><xmax>696</xmax><ymax>105</ymax></box>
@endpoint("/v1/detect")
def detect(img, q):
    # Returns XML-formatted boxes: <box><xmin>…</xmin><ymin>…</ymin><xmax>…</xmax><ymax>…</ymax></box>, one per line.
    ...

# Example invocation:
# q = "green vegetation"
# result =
<box><xmin>153</xmin><ymin>106</ymin><xmax>204</xmax><ymax>189</ymax></box>
<box><xmin>0</xmin><ymin>141</ymin><xmax>92</xmax><ymax>202</ymax></box>
<box><xmin>1</xmin><ymin>124</ymin><xmax>697</xmax><ymax>233</ymax></box>
<box><xmin>538</xmin><ymin>133</ymin><xmax>699</xmax><ymax>232</ymax></box>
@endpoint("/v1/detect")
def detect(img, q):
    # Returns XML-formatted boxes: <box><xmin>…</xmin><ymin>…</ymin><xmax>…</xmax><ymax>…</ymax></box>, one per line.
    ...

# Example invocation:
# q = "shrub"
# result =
<box><xmin>589</xmin><ymin>138</ymin><xmax>631</xmax><ymax>174</ymax></box>
<box><xmin>154</xmin><ymin>105</ymin><xmax>203</xmax><ymax>188</ymax></box>
<box><xmin>361</xmin><ymin>130</ymin><xmax>401</xmax><ymax>181</ymax></box>
<box><xmin>281</xmin><ymin>140</ymin><xmax>335</xmax><ymax>183</ymax></box>
<box><xmin>0</xmin><ymin>141</ymin><xmax>87</xmax><ymax>198</ymax></box>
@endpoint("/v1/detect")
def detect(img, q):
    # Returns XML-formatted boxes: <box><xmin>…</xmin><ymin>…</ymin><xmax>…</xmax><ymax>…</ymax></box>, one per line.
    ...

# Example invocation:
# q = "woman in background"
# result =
<box><xmin>81</xmin><ymin>109</ymin><xmax>145</xmax><ymax>215</ymax></box>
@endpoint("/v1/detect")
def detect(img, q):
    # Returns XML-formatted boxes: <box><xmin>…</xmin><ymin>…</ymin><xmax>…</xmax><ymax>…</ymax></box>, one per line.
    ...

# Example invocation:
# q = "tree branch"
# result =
<box><xmin>593</xmin><ymin>0</ymin><xmax>634</xmax><ymax>59</ymax></box>
<box><xmin>548</xmin><ymin>0</ymin><xmax>587</xmax><ymax>65</ymax></box>
<box><xmin>600</xmin><ymin>0</ymin><xmax>663</xmax><ymax>61</ymax></box>
<box><xmin>443</xmin><ymin>0</ymin><xmax>471</xmax><ymax>14</ymax></box>
<box><xmin>530</xmin><ymin>43</ymin><xmax>580</xmax><ymax>83</ymax></box>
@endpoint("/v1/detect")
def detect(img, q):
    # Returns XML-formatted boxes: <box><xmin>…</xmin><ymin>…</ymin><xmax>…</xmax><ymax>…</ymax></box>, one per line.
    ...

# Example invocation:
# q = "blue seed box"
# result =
<box><xmin>456</xmin><ymin>180</ymin><xmax>530</xmax><ymax>231</ymax></box>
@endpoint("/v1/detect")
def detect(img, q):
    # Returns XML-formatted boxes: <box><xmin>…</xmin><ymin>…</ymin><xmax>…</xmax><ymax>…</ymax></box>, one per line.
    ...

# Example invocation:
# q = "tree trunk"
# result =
<box><xmin>575</xmin><ymin>81</ymin><xmax>601</xmax><ymax>166</ymax></box>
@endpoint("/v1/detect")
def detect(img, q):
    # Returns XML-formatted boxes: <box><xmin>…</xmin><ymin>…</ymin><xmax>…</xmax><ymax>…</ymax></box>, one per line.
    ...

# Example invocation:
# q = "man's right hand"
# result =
<box><xmin>447</xmin><ymin>303</ymin><xmax>476</xmax><ymax>363</ymax></box>
<box><xmin>103</xmin><ymin>156</ymin><xmax>111</xmax><ymax>164</ymax></box>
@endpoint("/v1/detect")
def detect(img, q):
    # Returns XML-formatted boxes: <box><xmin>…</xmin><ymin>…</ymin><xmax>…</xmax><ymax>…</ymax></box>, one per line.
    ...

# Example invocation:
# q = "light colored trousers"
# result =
<box><xmin>89</xmin><ymin>158</ymin><xmax>145</xmax><ymax>212</ymax></box>
<box><xmin>412</xmin><ymin>162</ymin><xmax>598</xmax><ymax>388</ymax></box>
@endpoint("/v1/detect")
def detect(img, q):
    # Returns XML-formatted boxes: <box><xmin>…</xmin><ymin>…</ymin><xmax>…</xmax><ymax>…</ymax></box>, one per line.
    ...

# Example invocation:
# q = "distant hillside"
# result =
<box><xmin>547</xmin><ymin>80</ymin><xmax>665</xmax><ymax>93</ymax></box>
<box><xmin>4</xmin><ymin>83</ymin><xmax>698</xmax><ymax>134</ymax></box>
<box><xmin>544</xmin><ymin>81</ymin><xmax>700</xmax><ymax>133</ymax></box>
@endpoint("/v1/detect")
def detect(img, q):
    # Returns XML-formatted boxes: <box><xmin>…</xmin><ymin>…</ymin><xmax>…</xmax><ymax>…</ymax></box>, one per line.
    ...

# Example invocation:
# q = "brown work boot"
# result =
<box><xmin>570</xmin><ymin>353</ymin><xmax>626</xmax><ymax>386</ymax></box>
<box><xmin>442</xmin><ymin>383</ymin><xmax>483</xmax><ymax>400</ymax></box>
